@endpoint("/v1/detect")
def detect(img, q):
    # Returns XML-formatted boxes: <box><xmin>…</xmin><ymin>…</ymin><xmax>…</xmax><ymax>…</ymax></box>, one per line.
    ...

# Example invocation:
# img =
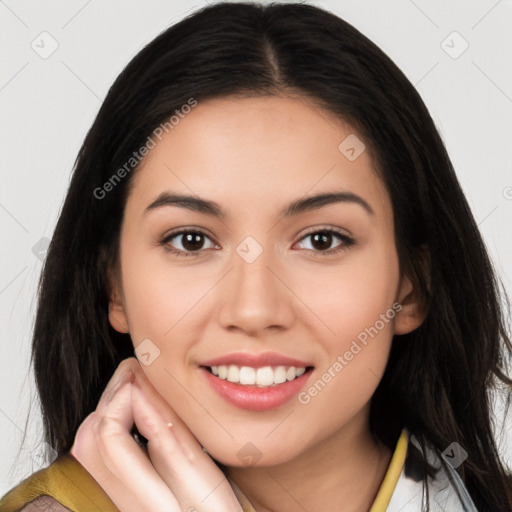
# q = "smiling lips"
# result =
<box><xmin>200</xmin><ymin>351</ymin><xmax>314</xmax><ymax>411</ymax></box>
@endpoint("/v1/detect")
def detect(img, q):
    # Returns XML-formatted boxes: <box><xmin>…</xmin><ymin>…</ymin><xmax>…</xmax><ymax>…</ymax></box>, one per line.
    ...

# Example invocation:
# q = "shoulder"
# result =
<box><xmin>0</xmin><ymin>452</ymin><xmax>119</xmax><ymax>512</ymax></box>
<box><xmin>20</xmin><ymin>494</ymin><xmax>72</xmax><ymax>511</ymax></box>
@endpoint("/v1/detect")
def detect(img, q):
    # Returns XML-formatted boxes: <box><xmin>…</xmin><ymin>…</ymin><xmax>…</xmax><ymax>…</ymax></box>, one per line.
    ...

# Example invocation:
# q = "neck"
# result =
<box><xmin>227</xmin><ymin>407</ymin><xmax>394</xmax><ymax>512</ymax></box>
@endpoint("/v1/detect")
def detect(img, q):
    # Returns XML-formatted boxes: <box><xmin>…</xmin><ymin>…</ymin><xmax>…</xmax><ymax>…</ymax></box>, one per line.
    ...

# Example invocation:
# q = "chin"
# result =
<box><xmin>204</xmin><ymin>439</ymin><xmax>302</xmax><ymax>469</ymax></box>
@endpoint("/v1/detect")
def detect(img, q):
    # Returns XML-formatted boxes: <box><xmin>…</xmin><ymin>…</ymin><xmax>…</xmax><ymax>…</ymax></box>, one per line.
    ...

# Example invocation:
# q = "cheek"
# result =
<box><xmin>292</xmin><ymin>240</ymin><xmax>399</xmax><ymax>406</ymax></box>
<box><xmin>295</xmin><ymin>239</ymin><xmax>400</xmax><ymax>347</ymax></box>
<box><xmin>120</xmin><ymin>246</ymin><xmax>210</xmax><ymax>341</ymax></box>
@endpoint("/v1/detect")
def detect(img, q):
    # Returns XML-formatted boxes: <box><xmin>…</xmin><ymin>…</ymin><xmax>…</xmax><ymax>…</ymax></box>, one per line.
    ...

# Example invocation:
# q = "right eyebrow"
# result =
<box><xmin>144</xmin><ymin>192</ymin><xmax>226</xmax><ymax>218</ymax></box>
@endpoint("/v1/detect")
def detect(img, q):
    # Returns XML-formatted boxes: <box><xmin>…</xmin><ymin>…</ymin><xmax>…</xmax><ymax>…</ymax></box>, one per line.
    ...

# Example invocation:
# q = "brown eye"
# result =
<box><xmin>310</xmin><ymin>231</ymin><xmax>335</xmax><ymax>251</ymax></box>
<box><xmin>295</xmin><ymin>229</ymin><xmax>355</xmax><ymax>255</ymax></box>
<box><xmin>161</xmin><ymin>230</ymin><xmax>217</xmax><ymax>256</ymax></box>
<box><xmin>178</xmin><ymin>232</ymin><xmax>206</xmax><ymax>251</ymax></box>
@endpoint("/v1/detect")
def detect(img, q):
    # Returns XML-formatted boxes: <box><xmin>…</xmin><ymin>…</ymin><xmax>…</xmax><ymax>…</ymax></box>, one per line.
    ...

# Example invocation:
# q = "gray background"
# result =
<box><xmin>1</xmin><ymin>0</ymin><xmax>511</xmax><ymax>495</ymax></box>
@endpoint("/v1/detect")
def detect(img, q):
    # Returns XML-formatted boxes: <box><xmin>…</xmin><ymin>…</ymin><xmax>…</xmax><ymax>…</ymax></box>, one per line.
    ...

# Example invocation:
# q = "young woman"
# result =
<box><xmin>1</xmin><ymin>2</ymin><xmax>511</xmax><ymax>511</ymax></box>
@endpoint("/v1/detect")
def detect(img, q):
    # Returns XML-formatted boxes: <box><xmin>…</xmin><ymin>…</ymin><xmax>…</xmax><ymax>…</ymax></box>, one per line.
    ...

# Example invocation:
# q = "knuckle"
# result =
<box><xmin>94</xmin><ymin>417</ymin><xmax>127</xmax><ymax>466</ymax></box>
<box><xmin>96</xmin><ymin>415</ymin><xmax>124</xmax><ymax>441</ymax></box>
<box><xmin>138</xmin><ymin>409</ymin><xmax>160</xmax><ymax>436</ymax></box>
<box><xmin>119</xmin><ymin>356</ymin><xmax>140</xmax><ymax>373</ymax></box>
<box><xmin>100</xmin><ymin>369</ymin><xmax>135</xmax><ymax>407</ymax></box>
<box><xmin>75</xmin><ymin>412</ymin><xmax>97</xmax><ymax>439</ymax></box>
<box><xmin>72</xmin><ymin>413</ymin><xmax>98</xmax><ymax>460</ymax></box>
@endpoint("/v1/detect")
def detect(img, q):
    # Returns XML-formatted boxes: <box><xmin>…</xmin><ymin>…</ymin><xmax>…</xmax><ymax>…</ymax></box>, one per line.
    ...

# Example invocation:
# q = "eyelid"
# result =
<box><xmin>293</xmin><ymin>225</ymin><xmax>355</xmax><ymax>254</ymax></box>
<box><xmin>160</xmin><ymin>224</ymin><xmax>355</xmax><ymax>257</ymax></box>
<box><xmin>296</xmin><ymin>224</ymin><xmax>352</xmax><ymax>239</ymax></box>
<box><xmin>160</xmin><ymin>227</ymin><xmax>219</xmax><ymax>250</ymax></box>
<box><xmin>161</xmin><ymin>226</ymin><xmax>217</xmax><ymax>242</ymax></box>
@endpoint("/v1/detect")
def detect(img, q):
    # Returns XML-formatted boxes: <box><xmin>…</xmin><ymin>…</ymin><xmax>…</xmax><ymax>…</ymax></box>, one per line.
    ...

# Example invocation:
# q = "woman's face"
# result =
<box><xmin>108</xmin><ymin>95</ymin><xmax>421</xmax><ymax>466</ymax></box>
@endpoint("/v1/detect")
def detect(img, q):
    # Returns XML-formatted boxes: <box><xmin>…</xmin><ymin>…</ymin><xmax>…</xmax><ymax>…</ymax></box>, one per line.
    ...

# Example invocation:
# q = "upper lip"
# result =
<box><xmin>200</xmin><ymin>351</ymin><xmax>314</xmax><ymax>368</ymax></box>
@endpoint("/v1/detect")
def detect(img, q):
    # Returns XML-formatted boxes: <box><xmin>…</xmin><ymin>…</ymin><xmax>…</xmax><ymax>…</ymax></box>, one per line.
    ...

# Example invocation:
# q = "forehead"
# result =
<box><xmin>126</xmin><ymin>95</ymin><xmax>389</xmax><ymax>219</ymax></box>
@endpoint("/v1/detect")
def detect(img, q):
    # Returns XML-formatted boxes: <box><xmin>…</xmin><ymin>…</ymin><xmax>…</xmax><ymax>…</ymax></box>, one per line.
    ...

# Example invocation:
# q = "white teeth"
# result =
<box><xmin>218</xmin><ymin>365</ymin><xmax>228</xmax><ymax>379</ymax></box>
<box><xmin>256</xmin><ymin>366</ymin><xmax>274</xmax><ymax>387</ymax></box>
<box><xmin>239</xmin><ymin>366</ymin><xmax>256</xmax><ymax>385</ymax></box>
<box><xmin>274</xmin><ymin>366</ymin><xmax>287</xmax><ymax>384</ymax></box>
<box><xmin>286</xmin><ymin>367</ymin><xmax>296</xmax><ymax>381</ymax></box>
<box><xmin>209</xmin><ymin>365</ymin><xmax>308</xmax><ymax>387</ymax></box>
<box><xmin>227</xmin><ymin>365</ymin><xmax>240</xmax><ymax>383</ymax></box>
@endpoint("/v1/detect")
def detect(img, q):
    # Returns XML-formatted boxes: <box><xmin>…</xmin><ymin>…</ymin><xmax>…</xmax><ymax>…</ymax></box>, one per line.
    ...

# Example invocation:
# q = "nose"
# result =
<box><xmin>215</xmin><ymin>237</ymin><xmax>295</xmax><ymax>335</ymax></box>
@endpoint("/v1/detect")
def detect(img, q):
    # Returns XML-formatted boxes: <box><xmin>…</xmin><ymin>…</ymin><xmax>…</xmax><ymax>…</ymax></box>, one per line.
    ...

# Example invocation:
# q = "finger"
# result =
<box><xmin>73</xmin><ymin>357</ymin><xmax>138</xmax><ymax>462</ymax></box>
<box><xmin>127</xmin><ymin>360</ymin><xmax>204</xmax><ymax>459</ymax></box>
<box><xmin>99</xmin><ymin>358</ymin><xmax>240</xmax><ymax>509</ymax></box>
<box><xmin>72</xmin><ymin>358</ymin><xmax>177</xmax><ymax>512</ymax></box>
<box><xmin>96</xmin><ymin>356</ymin><xmax>166</xmax><ymax>448</ymax></box>
<box><xmin>71</xmin><ymin>412</ymin><xmax>150</xmax><ymax>512</ymax></box>
<box><xmin>96</xmin><ymin>357</ymin><xmax>139</xmax><ymax>409</ymax></box>
<box><xmin>94</xmin><ymin>380</ymin><xmax>181</xmax><ymax>512</ymax></box>
<box><xmin>131</xmin><ymin>383</ymin><xmax>242</xmax><ymax>512</ymax></box>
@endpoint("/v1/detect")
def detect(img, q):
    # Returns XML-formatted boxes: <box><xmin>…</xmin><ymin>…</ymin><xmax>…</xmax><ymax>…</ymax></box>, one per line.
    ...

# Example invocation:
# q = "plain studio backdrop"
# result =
<box><xmin>1</xmin><ymin>0</ymin><xmax>511</xmax><ymax>496</ymax></box>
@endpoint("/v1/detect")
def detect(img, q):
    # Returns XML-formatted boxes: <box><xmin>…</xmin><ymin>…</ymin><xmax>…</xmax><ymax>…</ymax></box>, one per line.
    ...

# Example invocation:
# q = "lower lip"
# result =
<box><xmin>200</xmin><ymin>366</ymin><xmax>313</xmax><ymax>411</ymax></box>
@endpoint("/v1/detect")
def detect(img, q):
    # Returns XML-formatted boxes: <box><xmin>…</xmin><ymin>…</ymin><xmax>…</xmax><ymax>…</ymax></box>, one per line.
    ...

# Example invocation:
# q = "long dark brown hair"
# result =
<box><xmin>20</xmin><ymin>2</ymin><xmax>512</xmax><ymax>510</ymax></box>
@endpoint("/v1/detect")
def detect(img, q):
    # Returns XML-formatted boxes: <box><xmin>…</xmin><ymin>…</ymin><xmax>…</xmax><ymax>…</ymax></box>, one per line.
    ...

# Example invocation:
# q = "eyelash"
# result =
<box><xmin>160</xmin><ymin>227</ymin><xmax>355</xmax><ymax>258</ymax></box>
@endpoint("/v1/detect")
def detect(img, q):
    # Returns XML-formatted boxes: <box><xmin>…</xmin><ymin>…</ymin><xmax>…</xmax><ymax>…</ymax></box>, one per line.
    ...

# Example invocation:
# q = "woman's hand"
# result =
<box><xmin>70</xmin><ymin>357</ymin><xmax>243</xmax><ymax>512</ymax></box>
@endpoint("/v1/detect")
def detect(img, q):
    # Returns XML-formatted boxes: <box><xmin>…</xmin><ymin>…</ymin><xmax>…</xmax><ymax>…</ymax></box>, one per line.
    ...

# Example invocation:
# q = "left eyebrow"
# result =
<box><xmin>280</xmin><ymin>191</ymin><xmax>375</xmax><ymax>218</ymax></box>
<box><xmin>143</xmin><ymin>190</ymin><xmax>375</xmax><ymax>218</ymax></box>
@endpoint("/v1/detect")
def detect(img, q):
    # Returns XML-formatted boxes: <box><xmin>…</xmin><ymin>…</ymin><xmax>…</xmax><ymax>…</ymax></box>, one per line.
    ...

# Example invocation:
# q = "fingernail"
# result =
<box><xmin>102</xmin><ymin>369</ymin><xmax>134</xmax><ymax>404</ymax></box>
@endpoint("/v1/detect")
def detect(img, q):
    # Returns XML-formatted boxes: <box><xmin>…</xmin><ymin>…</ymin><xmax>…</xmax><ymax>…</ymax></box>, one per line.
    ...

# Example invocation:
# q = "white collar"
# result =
<box><xmin>386</xmin><ymin>429</ymin><xmax>479</xmax><ymax>511</ymax></box>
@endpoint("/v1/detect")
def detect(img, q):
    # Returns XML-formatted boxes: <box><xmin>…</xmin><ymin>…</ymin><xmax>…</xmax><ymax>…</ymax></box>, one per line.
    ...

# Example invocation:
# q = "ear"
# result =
<box><xmin>108</xmin><ymin>271</ymin><xmax>129</xmax><ymax>334</ymax></box>
<box><xmin>393</xmin><ymin>274</ymin><xmax>427</xmax><ymax>335</ymax></box>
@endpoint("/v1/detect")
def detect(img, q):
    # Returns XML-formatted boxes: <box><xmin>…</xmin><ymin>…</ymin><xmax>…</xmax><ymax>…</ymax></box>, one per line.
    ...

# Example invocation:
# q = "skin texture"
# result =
<box><xmin>104</xmin><ymin>94</ymin><xmax>425</xmax><ymax>511</ymax></box>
